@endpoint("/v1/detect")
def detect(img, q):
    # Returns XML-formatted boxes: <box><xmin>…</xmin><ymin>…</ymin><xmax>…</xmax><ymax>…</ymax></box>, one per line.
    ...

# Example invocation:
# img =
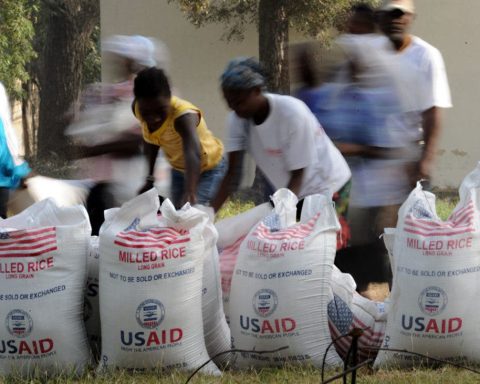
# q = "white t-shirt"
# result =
<box><xmin>401</xmin><ymin>36</ymin><xmax>452</xmax><ymax>109</ymax></box>
<box><xmin>374</xmin><ymin>35</ymin><xmax>452</xmax><ymax>142</ymax></box>
<box><xmin>226</xmin><ymin>93</ymin><xmax>351</xmax><ymax>199</ymax></box>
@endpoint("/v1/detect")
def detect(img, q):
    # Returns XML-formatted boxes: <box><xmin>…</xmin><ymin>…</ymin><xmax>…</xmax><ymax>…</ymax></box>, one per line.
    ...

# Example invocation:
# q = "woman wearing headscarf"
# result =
<box><xmin>211</xmin><ymin>57</ymin><xmax>351</xmax><ymax>248</ymax></box>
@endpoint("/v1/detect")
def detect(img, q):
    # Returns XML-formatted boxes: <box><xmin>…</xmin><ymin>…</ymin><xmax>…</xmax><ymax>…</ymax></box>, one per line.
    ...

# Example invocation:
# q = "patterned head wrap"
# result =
<box><xmin>220</xmin><ymin>57</ymin><xmax>266</xmax><ymax>90</ymax></box>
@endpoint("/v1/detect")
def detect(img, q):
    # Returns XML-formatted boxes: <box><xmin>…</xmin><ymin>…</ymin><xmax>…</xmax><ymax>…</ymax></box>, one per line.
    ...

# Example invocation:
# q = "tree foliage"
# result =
<box><xmin>169</xmin><ymin>0</ymin><xmax>379</xmax><ymax>43</ymax></box>
<box><xmin>0</xmin><ymin>0</ymin><xmax>37</xmax><ymax>99</ymax></box>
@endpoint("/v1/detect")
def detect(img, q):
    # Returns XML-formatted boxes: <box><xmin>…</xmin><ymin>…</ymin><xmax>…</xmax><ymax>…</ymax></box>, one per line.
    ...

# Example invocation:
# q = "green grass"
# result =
<box><xmin>2</xmin><ymin>366</ymin><xmax>479</xmax><ymax>384</ymax></box>
<box><xmin>215</xmin><ymin>199</ymin><xmax>256</xmax><ymax>221</ymax></box>
<box><xmin>217</xmin><ymin>197</ymin><xmax>459</xmax><ymax>221</ymax></box>
<box><xmin>436</xmin><ymin>197</ymin><xmax>458</xmax><ymax>221</ymax></box>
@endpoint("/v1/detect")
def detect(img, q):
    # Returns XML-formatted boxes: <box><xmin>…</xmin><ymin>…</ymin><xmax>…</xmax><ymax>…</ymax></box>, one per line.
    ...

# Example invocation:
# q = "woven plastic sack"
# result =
<box><xmin>229</xmin><ymin>189</ymin><xmax>342</xmax><ymax>368</ymax></box>
<box><xmin>0</xmin><ymin>199</ymin><xmax>91</xmax><ymax>376</ymax></box>
<box><xmin>85</xmin><ymin>236</ymin><xmax>101</xmax><ymax>357</ymax></box>
<box><xmin>375</xmin><ymin>163</ymin><xmax>480</xmax><ymax>368</ymax></box>
<box><xmin>98</xmin><ymin>189</ymin><xmax>218</xmax><ymax>374</ymax></box>
<box><xmin>328</xmin><ymin>266</ymin><xmax>387</xmax><ymax>362</ymax></box>
<box><xmin>197</xmin><ymin>207</ymin><xmax>231</xmax><ymax>367</ymax></box>
<box><xmin>216</xmin><ymin>203</ymin><xmax>272</xmax><ymax>324</ymax></box>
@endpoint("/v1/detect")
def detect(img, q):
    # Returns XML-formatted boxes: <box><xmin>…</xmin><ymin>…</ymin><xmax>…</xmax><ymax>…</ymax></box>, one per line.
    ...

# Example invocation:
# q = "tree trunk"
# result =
<box><xmin>258</xmin><ymin>0</ymin><xmax>290</xmax><ymax>94</ymax></box>
<box><xmin>21</xmin><ymin>79</ymin><xmax>39</xmax><ymax>159</ymax></box>
<box><xmin>37</xmin><ymin>0</ymin><xmax>99</xmax><ymax>162</ymax></box>
<box><xmin>243</xmin><ymin>0</ymin><xmax>289</xmax><ymax>204</ymax></box>
<box><xmin>21</xmin><ymin>83</ymin><xmax>32</xmax><ymax>159</ymax></box>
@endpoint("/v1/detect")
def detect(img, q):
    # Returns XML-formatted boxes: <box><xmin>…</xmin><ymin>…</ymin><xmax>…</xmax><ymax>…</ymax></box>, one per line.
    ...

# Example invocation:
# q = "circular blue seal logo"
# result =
<box><xmin>253</xmin><ymin>289</ymin><xmax>278</xmax><ymax>317</ymax></box>
<box><xmin>418</xmin><ymin>286</ymin><xmax>448</xmax><ymax>316</ymax></box>
<box><xmin>136</xmin><ymin>299</ymin><xmax>165</xmax><ymax>329</ymax></box>
<box><xmin>5</xmin><ymin>309</ymin><xmax>33</xmax><ymax>338</ymax></box>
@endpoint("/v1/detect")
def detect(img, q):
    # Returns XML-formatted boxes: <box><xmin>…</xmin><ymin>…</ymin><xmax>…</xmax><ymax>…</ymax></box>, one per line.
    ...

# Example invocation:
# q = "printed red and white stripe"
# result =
<box><xmin>353</xmin><ymin>316</ymin><xmax>386</xmax><ymax>340</ymax></box>
<box><xmin>329</xmin><ymin>323</ymin><xmax>383</xmax><ymax>361</ymax></box>
<box><xmin>221</xmin><ymin>235</ymin><xmax>245</xmax><ymax>258</ymax></box>
<box><xmin>114</xmin><ymin>227</ymin><xmax>190</xmax><ymax>249</ymax></box>
<box><xmin>329</xmin><ymin>317</ymin><xmax>385</xmax><ymax>360</ymax></box>
<box><xmin>220</xmin><ymin>235</ymin><xmax>245</xmax><ymax>294</ymax></box>
<box><xmin>404</xmin><ymin>201</ymin><xmax>476</xmax><ymax>236</ymax></box>
<box><xmin>0</xmin><ymin>227</ymin><xmax>57</xmax><ymax>258</ymax></box>
<box><xmin>252</xmin><ymin>213</ymin><xmax>320</xmax><ymax>241</ymax></box>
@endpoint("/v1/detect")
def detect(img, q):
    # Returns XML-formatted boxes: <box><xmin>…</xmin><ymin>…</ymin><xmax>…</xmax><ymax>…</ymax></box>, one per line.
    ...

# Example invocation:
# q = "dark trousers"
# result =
<box><xmin>86</xmin><ymin>183</ymin><xmax>117</xmax><ymax>236</ymax></box>
<box><xmin>0</xmin><ymin>187</ymin><xmax>9</xmax><ymax>218</ymax></box>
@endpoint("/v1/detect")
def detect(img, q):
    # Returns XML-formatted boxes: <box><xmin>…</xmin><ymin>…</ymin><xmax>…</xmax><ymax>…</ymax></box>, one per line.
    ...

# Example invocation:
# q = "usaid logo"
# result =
<box><xmin>253</xmin><ymin>289</ymin><xmax>278</xmax><ymax>317</ymax></box>
<box><xmin>5</xmin><ymin>309</ymin><xmax>33</xmax><ymax>338</ymax></box>
<box><xmin>136</xmin><ymin>299</ymin><xmax>165</xmax><ymax>329</ymax></box>
<box><xmin>418</xmin><ymin>286</ymin><xmax>448</xmax><ymax>316</ymax></box>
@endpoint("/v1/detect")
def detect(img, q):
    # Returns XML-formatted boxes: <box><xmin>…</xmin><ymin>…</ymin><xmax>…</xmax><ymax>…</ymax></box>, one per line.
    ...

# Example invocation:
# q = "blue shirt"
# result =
<box><xmin>0</xmin><ymin>118</ymin><xmax>30</xmax><ymax>188</ymax></box>
<box><xmin>297</xmin><ymin>83</ymin><xmax>401</xmax><ymax>148</ymax></box>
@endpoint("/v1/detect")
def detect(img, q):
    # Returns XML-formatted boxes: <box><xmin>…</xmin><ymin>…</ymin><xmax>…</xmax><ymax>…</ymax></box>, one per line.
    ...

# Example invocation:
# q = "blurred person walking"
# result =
<box><xmin>294</xmin><ymin>4</ymin><xmax>424</xmax><ymax>291</ymax></box>
<box><xmin>377</xmin><ymin>0</ymin><xmax>452</xmax><ymax>186</ymax></box>
<box><xmin>67</xmin><ymin>35</ymin><xmax>167</xmax><ymax>234</ymax></box>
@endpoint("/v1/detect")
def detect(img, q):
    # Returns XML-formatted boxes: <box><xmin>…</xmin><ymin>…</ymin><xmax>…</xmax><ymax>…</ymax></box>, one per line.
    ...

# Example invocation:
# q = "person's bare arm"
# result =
<box><xmin>211</xmin><ymin>151</ymin><xmax>244</xmax><ymax>212</ymax></box>
<box><xmin>335</xmin><ymin>142</ymin><xmax>370</xmax><ymax>156</ymax></box>
<box><xmin>138</xmin><ymin>141</ymin><xmax>160</xmax><ymax>194</ymax></box>
<box><xmin>418</xmin><ymin>106</ymin><xmax>442</xmax><ymax>180</ymax></box>
<box><xmin>287</xmin><ymin>168</ymin><xmax>304</xmax><ymax>196</ymax></box>
<box><xmin>174</xmin><ymin>113</ymin><xmax>201</xmax><ymax>205</ymax></box>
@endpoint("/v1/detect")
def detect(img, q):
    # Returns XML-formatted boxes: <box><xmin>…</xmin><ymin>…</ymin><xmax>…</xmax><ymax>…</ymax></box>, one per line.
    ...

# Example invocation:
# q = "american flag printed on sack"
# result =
<box><xmin>0</xmin><ymin>227</ymin><xmax>57</xmax><ymax>258</ymax></box>
<box><xmin>114</xmin><ymin>227</ymin><xmax>190</xmax><ymax>249</ymax></box>
<box><xmin>252</xmin><ymin>213</ymin><xmax>321</xmax><ymax>241</ymax></box>
<box><xmin>328</xmin><ymin>295</ymin><xmax>384</xmax><ymax>362</ymax></box>
<box><xmin>404</xmin><ymin>200</ymin><xmax>476</xmax><ymax>237</ymax></box>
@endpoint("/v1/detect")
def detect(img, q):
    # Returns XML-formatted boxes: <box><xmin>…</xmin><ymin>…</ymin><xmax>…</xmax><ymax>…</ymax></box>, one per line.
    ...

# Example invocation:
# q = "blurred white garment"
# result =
<box><xmin>336</xmin><ymin>34</ymin><xmax>428</xmax><ymax>119</ymax></box>
<box><xmin>332</xmin><ymin>34</ymin><xmax>427</xmax><ymax>207</ymax></box>
<box><xmin>8</xmin><ymin>176</ymin><xmax>92</xmax><ymax>215</ymax></box>
<box><xmin>367</xmin><ymin>33</ymin><xmax>451</xmax><ymax>142</ymax></box>
<box><xmin>102</xmin><ymin>35</ymin><xmax>170</xmax><ymax>71</ymax></box>
<box><xmin>65</xmin><ymin>98</ymin><xmax>139</xmax><ymax>146</ymax></box>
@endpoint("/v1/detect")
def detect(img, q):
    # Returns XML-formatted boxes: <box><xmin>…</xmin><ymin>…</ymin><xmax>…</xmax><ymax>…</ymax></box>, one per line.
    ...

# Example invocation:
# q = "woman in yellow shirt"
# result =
<box><xmin>133</xmin><ymin>67</ymin><xmax>225</xmax><ymax>207</ymax></box>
